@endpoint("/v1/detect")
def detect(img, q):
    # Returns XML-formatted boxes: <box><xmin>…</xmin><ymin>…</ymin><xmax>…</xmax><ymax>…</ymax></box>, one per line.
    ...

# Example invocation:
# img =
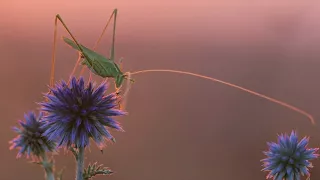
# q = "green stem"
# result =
<box><xmin>76</xmin><ymin>147</ymin><xmax>85</xmax><ymax>180</ymax></box>
<box><xmin>41</xmin><ymin>153</ymin><xmax>55</xmax><ymax>180</ymax></box>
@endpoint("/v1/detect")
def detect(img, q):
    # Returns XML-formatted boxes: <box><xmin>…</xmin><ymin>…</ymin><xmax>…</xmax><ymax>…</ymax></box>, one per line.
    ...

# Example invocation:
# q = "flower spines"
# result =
<box><xmin>40</xmin><ymin>77</ymin><xmax>126</xmax><ymax>149</ymax></box>
<box><xmin>261</xmin><ymin>131</ymin><xmax>319</xmax><ymax>180</ymax></box>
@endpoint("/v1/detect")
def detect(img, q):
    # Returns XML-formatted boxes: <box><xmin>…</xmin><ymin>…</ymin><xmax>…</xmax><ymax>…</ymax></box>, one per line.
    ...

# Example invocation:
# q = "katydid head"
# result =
<box><xmin>115</xmin><ymin>74</ymin><xmax>125</xmax><ymax>88</ymax></box>
<box><xmin>115</xmin><ymin>73</ymin><xmax>134</xmax><ymax>88</ymax></box>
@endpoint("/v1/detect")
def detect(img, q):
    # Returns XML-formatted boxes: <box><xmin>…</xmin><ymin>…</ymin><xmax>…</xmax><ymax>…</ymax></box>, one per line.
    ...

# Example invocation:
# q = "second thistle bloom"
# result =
<box><xmin>9</xmin><ymin>112</ymin><xmax>56</xmax><ymax>158</ymax></box>
<box><xmin>261</xmin><ymin>131</ymin><xmax>319</xmax><ymax>180</ymax></box>
<box><xmin>41</xmin><ymin>77</ymin><xmax>126</xmax><ymax>148</ymax></box>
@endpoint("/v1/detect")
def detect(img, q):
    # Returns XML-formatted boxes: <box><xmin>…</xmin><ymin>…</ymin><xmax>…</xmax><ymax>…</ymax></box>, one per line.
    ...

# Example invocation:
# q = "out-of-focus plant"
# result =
<box><xmin>261</xmin><ymin>131</ymin><xmax>319</xmax><ymax>180</ymax></box>
<box><xmin>9</xmin><ymin>112</ymin><xmax>56</xmax><ymax>180</ymax></box>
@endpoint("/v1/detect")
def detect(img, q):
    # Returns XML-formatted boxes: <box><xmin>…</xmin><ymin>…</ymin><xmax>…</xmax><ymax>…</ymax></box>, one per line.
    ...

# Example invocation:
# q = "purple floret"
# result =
<box><xmin>40</xmin><ymin>77</ymin><xmax>126</xmax><ymax>149</ymax></box>
<box><xmin>9</xmin><ymin>112</ymin><xmax>56</xmax><ymax>158</ymax></box>
<box><xmin>261</xmin><ymin>131</ymin><xmax>319</xmax><ymax>180</ymax></box>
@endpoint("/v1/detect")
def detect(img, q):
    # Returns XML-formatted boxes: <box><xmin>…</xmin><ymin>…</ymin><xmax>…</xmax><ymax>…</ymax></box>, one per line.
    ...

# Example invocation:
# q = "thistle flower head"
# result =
<box><xmin>9</xmin><ymin>111</ymin><xmax>56</xmax><ymax>158</ymax></box>
<box><xmin>261</xmin><ymin>131</ymin><xmax>319</xmax><ymax>180</ymax></box>
<box><xmin>40</xmin><ymin>77</ymin><xmax>126</xmax><ymax>149</ymax></box>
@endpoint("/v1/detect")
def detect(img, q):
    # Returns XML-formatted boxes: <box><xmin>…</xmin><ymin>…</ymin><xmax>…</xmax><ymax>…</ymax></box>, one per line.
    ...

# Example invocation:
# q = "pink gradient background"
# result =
<box><xmin>1</xmin><ymin>0</ymin><xmax>320</xmax><ymax>179</ymax></box>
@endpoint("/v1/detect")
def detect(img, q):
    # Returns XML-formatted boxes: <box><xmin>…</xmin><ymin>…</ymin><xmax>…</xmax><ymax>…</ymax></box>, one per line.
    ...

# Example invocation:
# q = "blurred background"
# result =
<box><xmin>1</xmin><ymin>0</ymin><xmax>320</xmax><ymax>179</ymax></box>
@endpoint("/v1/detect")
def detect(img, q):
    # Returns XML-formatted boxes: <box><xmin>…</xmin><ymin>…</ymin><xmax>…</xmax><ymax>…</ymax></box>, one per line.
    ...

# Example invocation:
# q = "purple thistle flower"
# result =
<box><xmin>9</xmin><ymin>112</ymin><xmax>56</xmax><ymax>158</ymax></box>
<box><xmin>261</xmin><ymin>131</ymin><xmax>319</xmax><ymax>180</ymax></box>
<box><xmin>40</xmin><ymin>76</ymin><xmax>126</xmax><ymax>149</ymax></box>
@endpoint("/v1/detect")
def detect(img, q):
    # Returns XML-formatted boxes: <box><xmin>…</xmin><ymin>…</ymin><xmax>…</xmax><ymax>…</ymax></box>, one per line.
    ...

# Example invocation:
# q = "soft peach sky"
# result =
<box><xmin>1</xmin><ymin>1</ymin><xmax>320</xmax><ymax>180</ymax></box>
<box><xmin>2</xmin><ymin>0</ymin><xmax>319</xmax><ymax>44</ymax></box>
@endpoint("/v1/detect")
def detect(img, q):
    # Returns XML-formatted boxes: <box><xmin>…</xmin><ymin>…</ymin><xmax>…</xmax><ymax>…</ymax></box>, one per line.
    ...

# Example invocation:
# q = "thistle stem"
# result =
<box><xmin>41</xmin><ymin>153</ymin><xmax>55</xmax><ymax>180</ymax></box>
<box><xmin>76</xmin><ymin>147</ymin><xmax>85</xmax><ymax>180</ymax></box>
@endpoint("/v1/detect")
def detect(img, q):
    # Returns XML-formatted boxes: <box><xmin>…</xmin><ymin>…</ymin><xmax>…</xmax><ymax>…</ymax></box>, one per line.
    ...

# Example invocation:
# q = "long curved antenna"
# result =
<box><xmin>130</xmin><ymin>69</ymin><xmax>315</xmax><ymax>124</ymax></box>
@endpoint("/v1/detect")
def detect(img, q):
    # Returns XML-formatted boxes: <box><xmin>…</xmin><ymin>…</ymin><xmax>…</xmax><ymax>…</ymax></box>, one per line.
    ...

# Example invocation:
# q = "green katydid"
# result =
<box><xmin>51</xmin><ymin>9</ymin><xmax>131</xmax><ymax>90</ymax></box>
<box><xmin>50</xmin><ymin>9</ymin><xmax>315</xmax><ymax>124</ymax></box>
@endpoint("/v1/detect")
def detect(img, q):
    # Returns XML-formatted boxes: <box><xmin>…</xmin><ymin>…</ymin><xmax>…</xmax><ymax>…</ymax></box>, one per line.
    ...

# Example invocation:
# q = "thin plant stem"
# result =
<box><xmin>41</xmin><ymin>153</ymin><xmax>55</xmax><ymax>180</ymax></box>
<box><xmin>76</xmin><ymin>147</ymin><xmax>85</xmax><ymax>180</ymax></box>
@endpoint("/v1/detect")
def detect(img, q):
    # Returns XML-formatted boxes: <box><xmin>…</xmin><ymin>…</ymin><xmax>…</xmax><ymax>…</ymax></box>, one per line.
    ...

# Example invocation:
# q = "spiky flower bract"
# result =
<box><xmin>40</xmin><ymin>76</ymin><xmax>126</xmax><ymax>149</ymax></box>
<box><xmin>261</xmin><ymin>131</ymin><xmax>319</xmax><ymax>180</ymax></box>
<box><xmin>9</xmin><ymin>112</ymin><xmax>56</xmax><ymax>158</ymax></box>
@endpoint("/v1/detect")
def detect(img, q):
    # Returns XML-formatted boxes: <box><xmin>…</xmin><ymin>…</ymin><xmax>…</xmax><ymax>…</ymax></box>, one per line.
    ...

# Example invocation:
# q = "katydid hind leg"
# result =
<box><xmin>50</xmin><ymin>15</ymin><xmax>59</xmax><ymax>88</ymax></box>
<box><xmin>93</xmin><ymin>9</ymin><xmax>118</xmax><ymax>61</ymax></box>
<box><xmin>110</xmin><ymin>9</ymin><xmax>118</xmax><ymax>61</ymax></box>
<box><xmin>54</xmin><ymin>14</ymin><xmax>94</xmax><ymax>80</ymax></box>
<box><xmin>79</xmin><ymin>9</ymin><xmax>118</xmax><ymax>78</ymax></box>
